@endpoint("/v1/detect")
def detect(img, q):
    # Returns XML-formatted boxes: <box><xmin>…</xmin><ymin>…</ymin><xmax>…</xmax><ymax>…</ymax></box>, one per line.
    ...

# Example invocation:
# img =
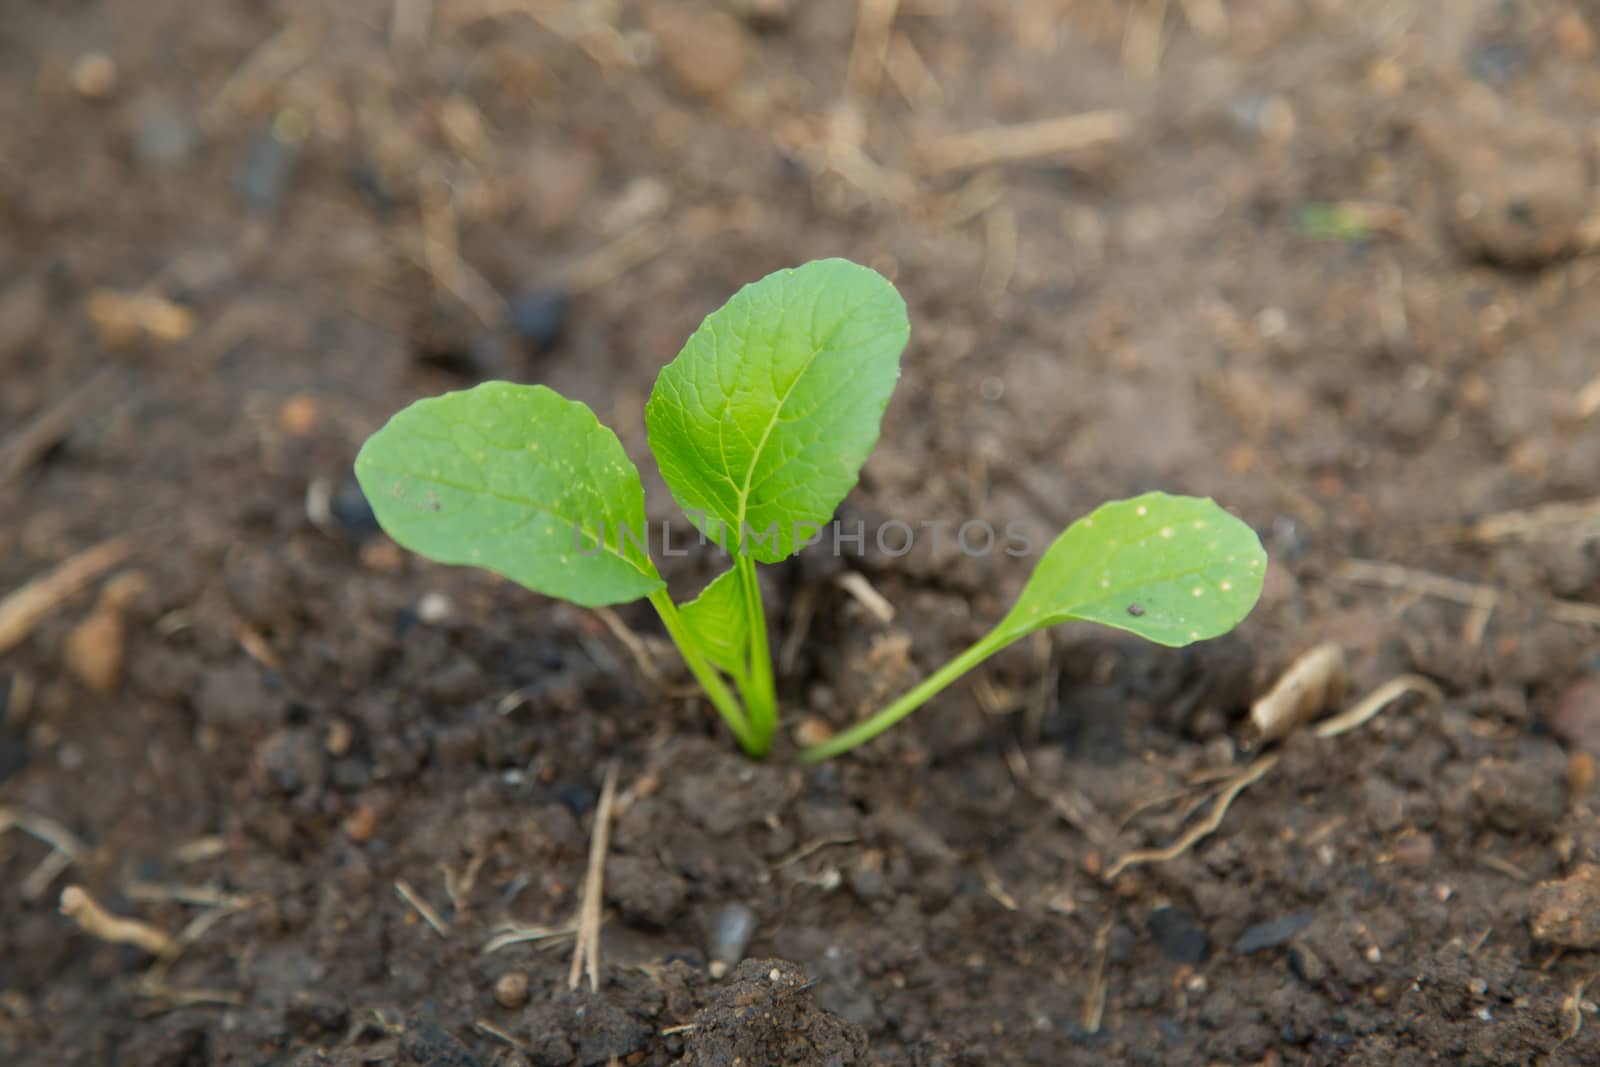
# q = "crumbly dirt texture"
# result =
<box><xmin>5</xmin><ymin>1</ymin><xmax>1600</xmax><ymax>1064</ymax></box>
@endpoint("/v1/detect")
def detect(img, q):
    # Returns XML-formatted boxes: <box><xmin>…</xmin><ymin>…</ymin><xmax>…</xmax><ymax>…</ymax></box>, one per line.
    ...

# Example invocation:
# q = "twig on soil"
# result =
<box><xmin>169</xmin><ymin>836</ymin><xmax>228</xmax><ymax>865</ymax></box>
<box><xmin>771</xmin><ymin>835</ymin><xmax>859</xmax><ymax>870</ymax></box>
<box><xmin>885</xmin><ymin>33</ymin><xmax>942</xmax><ymax>109</ymax></box>
<box><xmin>1335</xmin><ymin>557</ymin><xmax>1502</xmax><ymax>639</ymax></box>
<box><xmin>569</xmin><ymin>760</ymin><xmax>620</xmax><ymax>992</ymax></box>
<box><xmin>1103</xmin><ymin>754</ymin><xmax>1279</xmax><ymax>881</ymax></box>
<box><xmin>0</xmin><ymin>368</ymin><xmax>118</xmax><ymax>486</ymax></box>
<box><xmin>1314</xmin><ymin>674</ymin><xmax>1443</xmax><ymax>739</ymax></box>
<box><xmin>123</xmin><ymin>882</ymin><xmax>254</xmax><ymax>910</ymax></box>
<box><xmin>1461</xmin><ymin>497</ymin><xmax>1600</xmax><ymax>544</ymax></box>
<box><xmin>129</xmin><ymin>978</ymin><xmax>243</xmax><ymax>1011</ymax></box>
<box><xmin>845</xmin><ymin>0</ymin><xmax>900</xmax><ymax>100</ymax></box>
<box><xmin>1122</xmin><ymin>0</ymin><xmax>1170</xmax><ymax>77</ymax></box>
<box><xmin>59</xmin><ymin>885</ymin><xmax>177</xmax><ymax>958</ymax></box>
<box><xmin>442</xmin><ymin>850</ymin><xmax>487</xmax><ymax>913</ymax></box>
<box><xmin>1476</xmin><ymin>853</ymin><xmax>1531</xmax><ymax>882</ymax></box>
<box><xmin>591</xmin><ymin>607</ymin><xmax>660</xmax><ymax>681</ymax></box>
<box><xmin>1</xmin><ymin>806</ymin><xmax>90</xmax><ymax>901</ymax></box>
<box><xmin>560</xmin><ymin>221</ymin><xmax>672</xmax><ymax>294</ymax></box>
<box><xmin>778</xmin><ymin>585</ymin><xmax>817</xmax><ymax>676</ymax></box>
<box><xmin>481</xmin><ymin>920</ymin><xmax>578</xmax><ymax>955</ymax></box>
<box><xmin>1005</xmin><ymin>746</ymin><xmax>1118</xmax><ymax>849</ymax></box>
<box><xmin>1556</xmin><ymin>976</ymin><xmax>1592</xmax><ymax>1047</ymax></box>
<box><xmin>0</xmin><ymin>537</ymin><xmax>138</xmax><ymax>654</ymax></box>
<box><xmin>417</xmin><ymin>175</ymin><xmax>506</xmax><ymax>328</ymax></box>
<box><xmin>978</xmin><ymin>861</ymin><xmax>1018</xmax><ymax>911</ymax></box>
<box><xmin>836</xmin><ymin>571</ymin><xmax>895</xmax><ymax>624</ymax></box>
<box><xmin>474</xmin><ymin>1020</ymin><xmax>527</xmax><ymax>1051</ymax></box>
<box><xmin>917</xmin><ymin>111</ymin><xmax>1133</xmax><ymax>175</ymax></box>
<box><xmin>394</xmin><ymin>879</ymin><xmax>450</xmax><ymax>938</ymax></box>
<box><xmin>1082</xmin><ymin>919</ymin><xmax>1113</xmax><ymax>1034</ymax></box>
<box><xmin>200</xmin><ymin>23</ymin><xmax>313</xmax><ymax>133</ymax></box>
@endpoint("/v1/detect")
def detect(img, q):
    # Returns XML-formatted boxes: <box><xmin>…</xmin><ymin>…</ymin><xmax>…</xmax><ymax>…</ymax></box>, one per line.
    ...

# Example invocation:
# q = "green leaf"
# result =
<box><xmin>996</xmin><ymin>492</ymin><xmax>1265</xmax><ymax>647</ymax></box>
<box><xmin>645</xmin><ymin>258</ymin><xmax>911</xmax><ymax>563</ymax></box>
<box><xmin>354</xmin><ymin>382</ymin><xmax>664</xmax><ymax>608</ymax></box>
<box><xmin>679</xmin><ymin>569</ymin><xmax>750</xmax><ymax>680</ymax></box>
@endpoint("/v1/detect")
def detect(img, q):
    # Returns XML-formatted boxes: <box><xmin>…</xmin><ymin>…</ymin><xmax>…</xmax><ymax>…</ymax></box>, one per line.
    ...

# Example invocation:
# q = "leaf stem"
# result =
<box><xmin>797</xmin><ymin>627</ymin><xmax>1015</xmax><ymax>763</ymax></box>
<box><xmin>649</xmin><ymin>589</ymin><xmax>761</xmax><ymax>755</ymax></box>
<box><xmin>735</xmin><ymin>554</ymin><xmax>779</xmax><ymax>751</ymax></box>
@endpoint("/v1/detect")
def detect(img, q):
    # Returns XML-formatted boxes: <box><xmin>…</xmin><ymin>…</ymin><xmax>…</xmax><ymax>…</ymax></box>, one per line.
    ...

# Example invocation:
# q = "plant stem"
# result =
<box><xmin>735</xmin><ymin>554</ymin><xmax>779</xmax><ymax>750</ymax></box>
<box><xmin>797</xmin><ymin>627</ymin><xmax>1015</xmax><ymax>763</ymax></box>
<box><xmin>649</xmin><ymin>589</ymin><xmax>761</xmax><ymax>756</ymax></box>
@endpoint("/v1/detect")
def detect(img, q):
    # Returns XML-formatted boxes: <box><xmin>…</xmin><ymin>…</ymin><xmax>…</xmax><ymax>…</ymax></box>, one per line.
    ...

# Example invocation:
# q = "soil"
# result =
<box><xmin>5</xmin><ymin>1</ymin><xmax>1600</xmax><ymax>1064</ymax></box>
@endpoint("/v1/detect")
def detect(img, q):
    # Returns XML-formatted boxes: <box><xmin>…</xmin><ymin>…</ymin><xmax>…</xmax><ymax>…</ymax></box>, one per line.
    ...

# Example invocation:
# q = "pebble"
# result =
<box><xmin>329</xmin><ymin>478</ymin><xmax>381</xmax><ymax>540</ymax></box>
<box><xmin>647</xmin><ymin>3</ymin><xmax>751</xmax><ymax>99</ymax></box>
<box><xmin>70</xmin><ymin>53</ymin><xmax>118</xmax><ymax>99</ymax></box>
<box><xmin>1554</xmin><ymin>678</ymin><xmax>1600</xmax><ymax>757</ymax></box>
<box><xmin>493</xmin><ymin>971</ymin><xmax>530</xmax><ymax>1009</ymax></box>
<box><xmin>1232</xmin><ymin>911</ymin><xmax>1315</xmax><ymax>955</ymax></box>
<box><xmin>707</xmin><ymin>901</ymin><xmax>757</xmax><ymax>977</ymax></box>
<box><xmin>236</xmin><ymin>122</ymin><xmax>300</xmax><ymax>214</ymax></box>
<box><xmin>507</xmin><ymin>291</ymin><xmax>570</xmax><ymax>353</ymax></box>
<box><xmin>1529</xmin><ymin>864</ymin><xmax>1600</xmax><ymax>948</ymax></box>
<box><xmin>1423</xmin><ymin>110</ymin><xmax>1590</xmax><ymax>267</ymax></box>
<box><xmin>62</xmin><ymin>605</ymin><xmax>126</xmax><ymax>693</ymax></box>
<box><xmin>1148</xmin><ymin>906</ymin><xmax>1210</xmax><ymax>964</ymax></box>
<box><xmin>129</xmin><ymin>92</ymin><xmax>195</xmax><ymax>169</ymax></box>
<box><xmin>1471</xmin><ymin>743</ymin><xmax>1567</xmax><ymax>834</ymax></box>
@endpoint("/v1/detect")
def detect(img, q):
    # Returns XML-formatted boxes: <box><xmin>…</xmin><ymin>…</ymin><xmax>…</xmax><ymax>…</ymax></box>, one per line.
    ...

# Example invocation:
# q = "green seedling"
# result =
<box><xmin>355</xmin><ymin>259</ymin><xmax>1267</xmax><ymax>761</ymax></box>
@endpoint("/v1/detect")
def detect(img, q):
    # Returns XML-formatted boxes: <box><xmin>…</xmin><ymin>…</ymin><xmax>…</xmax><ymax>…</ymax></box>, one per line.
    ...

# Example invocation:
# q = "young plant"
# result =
<box><xmin>354</xmin><ymin>259</ymin><xmax>1266</xmax><ymax>761</ymax></box>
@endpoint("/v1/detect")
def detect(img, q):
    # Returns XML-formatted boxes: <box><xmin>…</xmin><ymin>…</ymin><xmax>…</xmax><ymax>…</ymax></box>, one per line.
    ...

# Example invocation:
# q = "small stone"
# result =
<box><xmin>255</xmin><ymin>728</ymin><xmax>326</xmax><ymax>802</ymax></box>
<box><xmin>1472</xmin><ymin>743</ymin><xmax>1567</xmax><ymax>834</ymax></box>
<box><xmin>1529</xmin><ymin>864</ymin><xmax>1600</xmax><ymax>948</ymax></box>
<box><xmin>1233</xmin><ymin>911</ymin><xmax>1315</xmax><ymax>955</ymax></box>
<box><xmin>343</xmin><ymin>802</ymin><xmax>379</xmax><ymax>842</ymax></box>
<box><xmin>286</xmin><ymin>990</ymin><xmax>348</xmax><ymax>1035</ymax></box>
<box><xmin>417</xmin><ymin>592</ymin><xmax>455</xmax><ymax>625</ymax></box>
<box><xmin>1391</xmin><ymin>830</ymin><xmax>1435</xmax><ymax>868</ymax></box>
<box><xmin>1288</xmin><ymin>942</ymin><xmax>1328</xmax><ymax>985</ymax></box>
<box><xmin>1554</xmin><ymin>678</ymin><xmax>1600</xmax><ymax>757</ymax></box>
<box><xmin>1569</xmin><ymin>752</ymin><xmax>1595</xmax><ymax>799</ymax></box>
<box><xmin>70</xmin><ymin>53</ymin><xmax>118</xmax><ymax>99</ymax></box>
<box><xmin>707</xmin><ymin>901</ymin><xmax>757</xmax><ymax>977</ymax></box>
<box><xmin>1553</xmin><ymin>12</ymin><xmax>1596</xmax><ymax>58</ymax></box>
<box><xmin>507</xmin><ymin>291</ymin><xmax>570</xmax><ymax>354</ymax></box>
<box><xmin>1148</xmin><ymin>906</ymin><xmax>1210</xmax><ymax>964</ymax></box>
<box><xmin>648</xmin><ymin>3</ymin><xmax>750</xmax><ymax>99</ymax></box>
<box><xmin>62</xmin><ymin>606</ymin><xmax>126</xmax><ymax>692</ymax></box>
<box><xmin>330</xmin><ymin>479</ymin><xmax>382</xmax><ymax>540</ymax></box>
<box><xmin>277</xmin><ymin>393</ymin><xmax>321</xmax><ymax>436</ymax></box>
<box><xmin>493</xmin><ymin>971</ymin><xmax>530</xmax><ymax>1009</ymax></box>
<box><xmin>237</xmin><ymin>119</ymin><xmax>301</xmax><ymax>214</ymax></box>
<box><xmin>129</xmin><ymin>92</ymin><xmax>195</xmax><ymax>169</ymax></box>
<box><xmin>793</xmin><ymin>715</ymin><xmax>834</xmax><ymax>748</ymax></box>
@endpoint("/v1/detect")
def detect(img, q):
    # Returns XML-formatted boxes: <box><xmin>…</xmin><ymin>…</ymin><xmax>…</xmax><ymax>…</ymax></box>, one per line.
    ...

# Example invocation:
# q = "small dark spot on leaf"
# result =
<box><xmin>1126</xmin><ymin>604</ymin><xmax>1146</xmax><ymax>616</ymax></box>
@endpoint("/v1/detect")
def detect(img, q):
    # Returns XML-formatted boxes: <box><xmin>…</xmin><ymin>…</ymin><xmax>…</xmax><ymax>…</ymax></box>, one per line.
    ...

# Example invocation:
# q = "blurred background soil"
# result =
<box><xmin>4</xmin><ymin>1</ymin><xmax>1600</xmax><ymax>1063</ymax></box>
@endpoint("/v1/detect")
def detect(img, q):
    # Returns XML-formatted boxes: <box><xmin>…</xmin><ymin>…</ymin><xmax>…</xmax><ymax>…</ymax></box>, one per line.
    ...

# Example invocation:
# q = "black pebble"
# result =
<box><xmin>507</xmin><ymin>291</ymin><xmax>571</xmax><ymax>353</ymax></box>
<box><xmin>1148</xmin><ymin>906</ymin><xmax>1210</xmax><ymax>964</ymax></box>
<box><xmin>331</xmin><ymin>478</ymin><xmax>382</xmax><ymax>539</ymax></box>
<box><xmin>1233</xmin><ymin>910</ymin><xmax>1316</xmax><ymax>955</ymax></box>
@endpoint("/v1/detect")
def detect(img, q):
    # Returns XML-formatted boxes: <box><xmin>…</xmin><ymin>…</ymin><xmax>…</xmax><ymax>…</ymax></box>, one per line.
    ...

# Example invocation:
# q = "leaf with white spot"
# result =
<box><xmin>645</xmin><ymin>259</ymin><xmax>911</xmax><ymax>562</ymax></box>
<box><xmin>354</xmin><ymin>381</ymin><xmax>664</xmax><ymax>608</ymax></box>
<box><xmin>994</xmin><ymin>492</ymin><xmax>1265</xmax><ymax>647</ymax></box>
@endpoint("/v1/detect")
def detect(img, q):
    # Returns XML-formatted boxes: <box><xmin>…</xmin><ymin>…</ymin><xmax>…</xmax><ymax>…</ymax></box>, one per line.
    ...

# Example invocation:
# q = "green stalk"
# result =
<box><xmin>649</xmin><ymin>589</ymin><xmax>760</xmax><ymax>755</ymax></box>
<box><xmin>735</xmin><ymin>554</ymin><xmax>779</xmax><ymax>751</ymax></box>
<box><xmin>798</xmin><ymin>627</ymin><xmax>1015</xmax><ymax>763</ymax></box>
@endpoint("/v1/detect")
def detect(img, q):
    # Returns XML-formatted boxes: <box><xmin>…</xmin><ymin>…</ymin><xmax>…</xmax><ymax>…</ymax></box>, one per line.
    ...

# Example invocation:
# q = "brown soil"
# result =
<box><xmin>6</xmin><ymin>1</ymin><xmax>1600</xmax><ymax>1064</ymax></box>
